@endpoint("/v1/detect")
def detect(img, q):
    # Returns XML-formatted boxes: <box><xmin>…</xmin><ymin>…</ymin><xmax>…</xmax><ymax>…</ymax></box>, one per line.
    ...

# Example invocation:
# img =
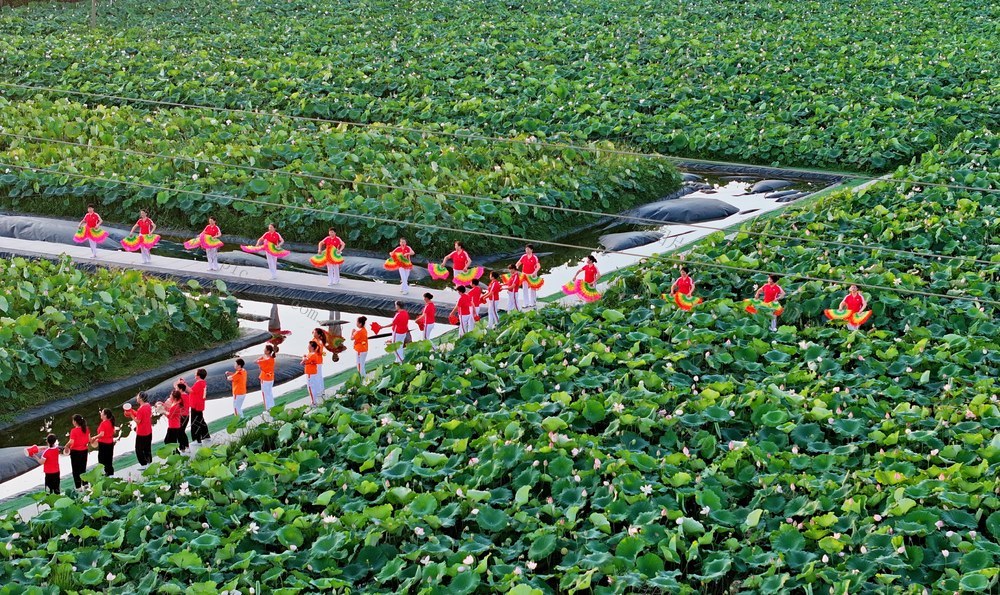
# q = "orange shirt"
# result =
<box><xmin>352</xmin><ymin>328</ymin><xmax>369</xmax><ymax>353</ymax></box>
<box><xmin>303</xmin><ymin>352</ymin><xmax>322</xmax><ymax>375</ymax></box>
<box><xmin>230</xmin><ymin>368</ymin><xmax>247</xmax><ymax>396</ymax></box>
<box><xmin>257</xmin><ymin>356</ymin><xmax>276</xmax><ymax>381</ymax></box>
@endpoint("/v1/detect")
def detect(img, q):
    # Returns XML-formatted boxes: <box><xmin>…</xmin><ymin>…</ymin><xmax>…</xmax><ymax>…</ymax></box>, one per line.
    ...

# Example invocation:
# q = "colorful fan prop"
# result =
<box><xmin>183</xmin><ymin>233</ymin><xmax>224</xmax><ymax>251</ymax></box>
<box><xmin>453</xmin><ymin>267</ymin><xmax>484</xmax><ymax>286</ymax></box>
<box><xmin>561</xmin><ymin>281</ymin><xmax>579</xmax><ymax>296</ymax></box>
<box><xmin>672</xmin><ymin>291</ymin><xmax>703</xmax><ymax>311</ymax></box>
<box><xmin>427</xmin><ymin>263</ymin><xmax>450</xmax><ymax>280</ymax></box>
<box><xmin>744</xmin><ymin>299</ymin><xmax>784</xmax><ymax>316</ymax></box>
<box><xmin>73</xmin><ymin>226</ymin><xmax>109</xmax><ymax>244</ymax></box>
<box><xmin>563</xmin><ymin>280</ymin><xmax>601</xmax><ymax>302</ymax></box>
<box><xmin>824</xmin><ymin>309</ymin><xmax>872</xmax><ymax>326</ymax></box>
<box><xmin>309</xmin><ymin>246</ymin><xmax>345</xmax><ymax>267</ymax></box>
<box><xmin>522</xmin><ymin>274</ymin><xmax>545</xmax><ymax>290</ymax></box>
<box><xmin>120</xmin><ymin>233</ymin><xmax>161</xmax><ymax>252</ymax></box>
<box><xmin>384</xmin><ymin>253</ymin><xmax>413</xmax><ymax>271</ymax></box>
<box><xmin>241</xmin><ymin>242</ymin><xmax>290</xmax><ymax>258</ymax></box>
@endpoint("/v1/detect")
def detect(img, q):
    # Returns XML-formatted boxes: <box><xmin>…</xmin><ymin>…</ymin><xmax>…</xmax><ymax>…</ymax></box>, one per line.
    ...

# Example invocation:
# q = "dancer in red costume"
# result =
<box><xmin>563</xmin><ymin>255</ymin><xmax>602</xmax><ymax>302</ymax></box>
<box><xmin>243</xmin><ymin>224</ymin><xmax>288</xmax><ymax>280</ymax></box>
<box><xmin>668</xmin><ymin>267</ymin><xmax>703</xmax><ymax>311</ymax></box>
<box><xmin>749</xmin><ymin>275</ymin><xmax>786</xmax><ymax>331</ymax></box>
<box><xmin>75</xmin><ymin>204</ymin><xmax>107</xmax><ymax>258</ymax></box>
<box><xmin>420</xmin><ymin>293</ymin><xmax>436</xmax><ymax>342</ymax></box>
<box><xmin>516</xmin><ymin>245</ymin><xmax>542</xmax><ymax>307</ymax></box>
<box><xmin>184</xmin><ymin>217</ymin><xmax>224</xmax><ymax>271</ymax></box>
<box><xmin>386</xmin><ymin>238</ymin><xmax>416</xmax><ymax>294</ymax></box>
<box><xmin>123</xmin><ymin>209</ymin><xmax>160</xmax><ymax>264</ymax></box>
<box><xmin>451</xmin><ymin>287</ymin><xmax>475</xmax><ymax>337</ymax></box>
<box><xmin>312</xmin><ymin>228</ymin><xmax>346</xmax><ymax>286</ymax></box>
<box><xmin>504</xmin><ymin>264</ymin><xmax>522</xmax><ymax>312</ymax></box>
<box><xmin>486</xmin><ymin>271</ymin><xmax>503</xmax><ymax>328</ymax></box>
<box><xmin>390</xmin><ymin>302</ymin><xmax>410</xmax><ymax>362</ymax></box>
<box><xmin>825</xmin><ymin>284</ymin><xmax>872</xmax><ymax>330</ymax></box>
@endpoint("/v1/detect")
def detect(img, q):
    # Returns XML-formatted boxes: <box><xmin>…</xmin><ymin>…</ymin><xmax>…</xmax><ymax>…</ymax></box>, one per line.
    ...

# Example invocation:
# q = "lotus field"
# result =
<box><xmin>0</xmin><ymin>257</ymin><xmax>238</xmax><ymax>416</ymax></box>
<box><xmin>2</xmin><ymin>130</ymin><xmax>997</xmax><ymax>591</ymax></box>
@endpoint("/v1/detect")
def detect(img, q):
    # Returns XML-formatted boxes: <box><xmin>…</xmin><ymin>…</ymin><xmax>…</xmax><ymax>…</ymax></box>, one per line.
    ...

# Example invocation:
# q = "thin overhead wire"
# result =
<box><xmin>2</xmin><ymin>81</ymin><xmax>998</xmax><ymax>196</ymax></box>
<box><xmin>2</xmin><ymin>131</ymin><xmax>997</xmax><ymax>269</ymax></box>
<box><xmin>1</xmin><ymin>160</ymin><xmax>997</xmax><ymax>308</ymax></box>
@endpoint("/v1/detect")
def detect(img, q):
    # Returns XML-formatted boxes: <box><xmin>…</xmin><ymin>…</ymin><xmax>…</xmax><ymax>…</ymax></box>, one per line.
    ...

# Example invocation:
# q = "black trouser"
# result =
<box><xmin>69</xmin><ymin>449</ymin><xmax>88</xmax><ymax>488</ymax></box>
<box><xmin>97</xmin><ymin>442</ymin><xmax>114</xmax><ymax>476</ymax></box>
<box><xmin>45</xmin><ymin>472</ymin><xmax>60</xmax><ymax>494</ymax></box>
<box><xmin>178</xmin><ymin>416</ymin><xmax>190</xmax><ymax>450</ymax></box>
<box><xmin>164</xmin><ymin>427</ymin><xmax>182</xmax><ymax>446</ymax></box>
<box><xmin>135</xmin><ymin>433</ymin><xmax>152</xmax><ymax>466</ymax></box>
<box><xmin>190</xmin><ymin>409</ymin><xmax>210</xmax><ymax>442</ymax></box>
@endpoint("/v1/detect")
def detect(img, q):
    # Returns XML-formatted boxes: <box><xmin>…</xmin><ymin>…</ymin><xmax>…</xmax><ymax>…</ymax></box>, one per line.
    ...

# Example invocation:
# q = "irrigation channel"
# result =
<box><xmin>0</xmin><ymin>167</ymin><xmax>841</xmax><ymax>499</ymax></box>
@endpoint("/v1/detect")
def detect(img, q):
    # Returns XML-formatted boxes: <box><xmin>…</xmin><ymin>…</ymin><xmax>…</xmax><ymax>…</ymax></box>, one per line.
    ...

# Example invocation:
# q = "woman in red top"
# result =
<box><xmin>203</xmin><ymin>217</ymin><xmax>223</xmax><ymax>271</ymax></box>
<box><xmin>754</xmin><ymin>274</ymin><xmax>787</xmax><ymax>332</ymax></box>
<box><xmin>64</xmin><ymin>414</ymin><xmax>90</xmax><ymax>489</ymax></box>
<box><xmin>316</xmin><ymin>228</ymin><xmax>346</xmax><ymax>286</ymax></box>
<box><xmin>421</xmin><ymin>293</ymin><xmax>436</xmax><ymax>342</ymax></box>
<box><xmin>35</xmin><ymin>433</ymin><xmax>62</xmax><ymax>494</ymax></box>
<box><xmin>160</xmin><ymin>391</ymin><xmax>185</xmax><ymax>449</ymax></box>
<box><xmin>669</xmin><ymin>267</ymin><xmax>695</xmax><ymax>296</ymax></box>
<box><xmin>450</xmin><ymin>286</ymin><xmax>475</xmax><ymax>337</ymax></box>
<box><xmin>92</xmin><ymin>409</ymin><xmax>116</xmax><ymax>477</ymax></box>
<box><xmin>390</xmin><ymin>238</ymin><xmax>416</xmax><ymax>295</ymax></box>
<box><xmin>174</xmin><ymin>379</ymin><xmax>191</xmax><ymax>452</ymax></box>
<box><xmin>516</xmin><ymin>245</ymin><xmax>541</xmax><ymax>307</ymax></box>
<box><xmin>76</xmin><ymin>204</ymin><xmax>105</xmax><ymax>258</ymax></box>
<box><xmin>256</xmin><ymin>224</ymin><xmax>285</xmax><ymax>280</ymax></box>
<box><xmin>839</xmin><ymin>285</ymin><xmax>869</xmax><ymax>330</ymax></box>
<box><xmin>124</xmin><ymin>392</ymin><xmax>154</xmax><ymax>468</ymax></box>
<box><xmin>505</xmin><ymin>264</ymin><xmax>521</xmax><ymax>312</ymax></box>
<box><xmin>486</xmin><ymin>271</ymin><xmax>503</xmax><ymax>328</ymax></box>
<box><xmin>127</xmin><ymin>209</ymin><xmax>158</xmax><ymax>264</ymax></box>
<box><xmin>391</xmin><ymin>301</ymin><xmax>410</xmax><ymax>363</ymax></box>
<box><xmin>188</xmin><ymin>369</ymin><xmax>211</xmax><ymax>444</ymax></box>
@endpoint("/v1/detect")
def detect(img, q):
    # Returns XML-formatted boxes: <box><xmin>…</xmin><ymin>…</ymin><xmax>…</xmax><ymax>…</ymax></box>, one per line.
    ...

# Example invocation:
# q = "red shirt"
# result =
<box><xmin>582</xmin><ymin>263</ymin><xmax>598</xmax><ymax>284</ymax></box>
<box><xmin>422</xmin><ymin>302</ymin><xmax>436</xmax><ymax>325</ymax></box>
<box><xmin>457</xmin><ymin>293</ymin><xmax>474</xmax><ymax>316</ymax></box>
<box><xmin>69</xmin><ymin>427</ymin><xmax>90</xmax><ymax>452</ymax></box>
<box><xmin>166</xmin><ymin>401</ymin><xmax>182</xmax><ymax>429</ymax></box>
<box><xmin>762</xmin><ymin>284</ymin><xmax>783</xmax><ymax>303</ymax></box>
<box><xmin>392</xmin><ymin>246</ymin><xmax>414</xmax><ymax>259</ymax></box>
<box><xmin>487</xmin><ymin>280</ymin><xmax>502</xmax><ymax>301</ymax></box>
<box><xmin>179</xmin><ymin>392</ymin><xmax>191</xmax><ymax>417</ymax></box>
<box><xmin>262</xmin><ymin>231</ymin><xmax>283</xmax><ymax>245</ymax></box>
<box><xmin>188</xmin><ymin>379</ymin><xmax>207</xmax><ymax>411</ymax></box>
<box><xmin>517</xmin><ymin>254</ymin><xmax>540</xmax><ymax>275</ymax></box>
<box><xmin>42</xmin><ymin>447</ymin><xmax>60</xmax><ymax>474</ymax></box>
<box><xmin>675</xmin><ymin>276</ymin><xmax>693</xmax><ymax>295</ymax></box>
<box><xmin>844</xmin><ymin>294</ymin><xmax>864</xmax><ymax>312</ymax></box>
<box><xmin>322</xmin><ymin>236</ymin><xmax>345</xmax><ymax>249</ymax></box>
<box><xmin>136</xmin><ymin>218</ymin><xmax>153</xmax><ymax>235</ymax></box>
<box><xmin>391</xmin><ymin>310</ymin><xmax>409</xmax><ymax>334</ymax></box>
<box><xmin>447</xmin><ymin>249</ymin><xmax>470</xmax><ymax>271</ymax></box>
<box><xmin>203</xmin><ymin>224</ymin><xmax>221</xmax><ymax>237</ymax></box>
<box><xmin>127</xmin><ymin>402</ymin><xmax>153</xmax><ymax>436</ymax></box>
<box><xmin>97</xmin><ymin>420</ymin><xmax>115</xmax><ymax>444</ymax></box>
<box><xmin>84</xmin><ymin>212</ymin><xmax>100</xmax><ymax>228</ymax></box>
<box><xmin>506</xmin><ymin>274</ymin><xmax>522</xmax><ymax>291</ymax></box>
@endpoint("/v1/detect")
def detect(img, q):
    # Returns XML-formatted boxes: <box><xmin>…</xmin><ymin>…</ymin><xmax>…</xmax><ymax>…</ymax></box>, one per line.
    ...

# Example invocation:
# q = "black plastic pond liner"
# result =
<box><xmin>624</xmin><ymin>197</ymin><xmax>740</xmax><ymax>224</ymax></box>
<box><xmin>776</xmin><ymin>192</ymin><xmax>810</xmax><ymax>203</ymax></box>
<box><xmin>0</xmin><ymin>329</ymin><xmax>273</xmax><ymax>436</ymax></box>
<box><xmin>0</xmin><ymin>215</ymin><xmax>130</xmax><ymax>248</ymax></box>
<box><xmin>764</xmin><ymin>189</ymin><xmax>801</xmax><ymax>199</ymax></box>
<box><xmin>750</xmin><ymin>179</ymin><xmax>796</xmax><ymax>194</ymax></box>
<box><xmin>681</xmin><ymin>173</ymin><xmax>704</xmax><ymax>182</ymax></box>
<box><xmin>123</xmin><ymin>354</ymin><xmax>305</xmax><ymax>407</ymax></box>
<box><xmin>599</xmin><ymin>231</ymin><xmax>665</xmax><ymax>251</ymax></box>
<box><xmin>677</xmin><ymin>162</ymin><xmax>844</xmax><ymax>184</ymax></box>
<box><xmin>0</xmin><ymin>447</ymin><xmax>43</xmax><ymax>485</ymax></box>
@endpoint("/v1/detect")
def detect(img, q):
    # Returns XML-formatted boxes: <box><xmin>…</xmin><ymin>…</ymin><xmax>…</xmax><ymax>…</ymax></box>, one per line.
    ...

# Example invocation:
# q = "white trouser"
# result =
<box><xmin>327</xmin><ymin>264</ymin><xmax>340</xmax><ymax>285</ymax></box>
<box><xmin>399</xmin><ymin>268</ymin><xmax>410</xmax><ymax>293</ymax></box>
<box><xmin>233</xmin><ymin>394</ymin><xmax>246</xmax><ymax>417</ymax></box>
<box><xmin>307</xmin><ymin>374</ymin><xmax>324</xmax><ymax>404</ymax></box>
<box><xmin>266</xmin><ymin>254</ymin><xmax>278</xmax><ymax>279</ymax></box>
<box><xmin>140</xmin><ymin>247</ymin><xmax>151</xmax><ymax>264</ymax></box>
<box><xmin>459</xmin><ymin>314</ymin><xmax>474</xmax><ymax>336</ymax></box>
<box><xmin>423</xmin><ymin>323</ymin><xmax>435</xmax><ymax>342</ymax></box>
<box><xmin>260</xmin><ymin>380</ymin><xmax>274</xmax><ymax>410</ymax></box>
<box><xmin>770</xmin><ymin>316</ymin><xmax>778</xmax><ymax>331</ymax></box>
<box><xmin>356</xmin><ymin>351</ymin><xmax>367</xmax><ymax>376</ymax></box>
<box><xmin>507</xmin><ymin>291</ymin><xmax>519</xmax><ymax>312</ymax></box>
<box><xmin>207</xmin><ymin>248</ymin><xmax>219</xmax><ymax>270</ymax></box>
<box><xmin>521</xmin><ymin>284</ymin><xmax>537</xmax><ymax>307</ymax></box>
<box><xmin>847</xmin><ymin>323</ymin><xmax>859</xmax><ymax>331</ymax></box>
<box><xmin>88</xmin><ymin>239</ymin><xmax>98</xmax><ymax>257</ymax></box>
<box><xmin>392</xmin><ymin>332</ymin><xmax>406</xmax><ymax>362</ymax></box>
<box><xmin>487</xmin><ymin>300</ymin><xmax>500</xmax><ymax>328</ymax></box>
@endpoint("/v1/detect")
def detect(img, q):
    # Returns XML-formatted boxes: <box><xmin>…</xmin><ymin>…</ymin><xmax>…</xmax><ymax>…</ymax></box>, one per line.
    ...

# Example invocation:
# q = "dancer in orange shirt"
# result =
<box><xmin>302</xmin><ymin>342</ymin><xmax>324</xmax><ymax>405</ymax></box>
<box><xmin>258</xmin><ymin>344</ymin><xmax>278</xmax><ymax>412</ymax></box>
<box><xmin>352</xmin><ymin>317</ymin><xmax>369</xmax><ymax>376</ymax></box>
<box><xmin>225</xmin><ymin>359</ymin><xmax>248</xmax><ymax>416</ymax></box>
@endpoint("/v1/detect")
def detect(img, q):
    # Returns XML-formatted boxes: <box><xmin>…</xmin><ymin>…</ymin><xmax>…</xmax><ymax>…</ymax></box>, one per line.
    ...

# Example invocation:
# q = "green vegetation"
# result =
<box><xmin>0</xmin><ymin>257</ymin><xmax>238</xmax><ymax>416</ymax></box>
<box><xmin>2</xmin><ymin>133</ymin><xmax>997</xmax><ymax>592</ymax></box>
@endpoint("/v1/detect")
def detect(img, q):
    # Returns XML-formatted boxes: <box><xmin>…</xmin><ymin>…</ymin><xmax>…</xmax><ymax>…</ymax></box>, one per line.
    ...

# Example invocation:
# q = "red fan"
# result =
<box><xmin>449</xmin><ymin>314</ymin><xmax>459</xmax><ymax>325</ymax></box>
<box><xmin>370</xmin><ymin>321</ymin><xmax>384</xmax><ymax>334</ymax></box>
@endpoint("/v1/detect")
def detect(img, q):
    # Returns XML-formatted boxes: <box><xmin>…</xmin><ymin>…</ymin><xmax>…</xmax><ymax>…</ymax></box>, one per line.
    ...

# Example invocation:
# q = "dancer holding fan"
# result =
<box><xmin>385</xmin><ymin>238</ymin><xmax>416</xmax><ymax>294</ymax></box>
<box><xmin>74</xmin><ymin>204</ymin><xmax>108</xmax><ymax>258</ymax></box>
<box><xmin>486</xmin><ymin>271</ymin><xmax>503</xmax><ymax>328</ymax></box>
<box><xmin>420</xmin><ymin>293</ymin><xmax>436</xmax><ymax>341</ymax></box>
<box><xmin>450</xmin><ymin>287</ymin><xmax>475</xmax><ymax>336</ymax></box>
<box><xmin>563</xmin><ymin>255</ymin><xmax>602</xmax><ymax>302</ymax></box>
<box><xmin>122</xmin><ymin>209</ymin><xmax>160</xmax><ymax>264</ymax></box>
<box><xmin>516</xmin><ymin>245</ymin><xmax>543</xmax><ymax>308</ymax></box>
<box><xmin>390</xmin><ymin>302</ymin><xmax>410</xmax><ymax>363</ymax></box>
<box><xmin>183</xmin><ymin>217</ymin><xmax>224</xmax><ymax>271</ymax></box>
<box><xmin>747</xmin><ymin>275</ymin><xmax>786</xmax><ymax>332</ymax></box>
<box><xmin>441</xmin><ymin>241</ymin><xmax>484</xmax><ymax>286</ymax></box>
<box><xmin>504</xmin><ymin>264</ymin><xmax>522</xmax><ymax>312</ymax></box>
<box><xmin>669</xmin><ymin>267</ymin><xmax>703</xmax><ymax>311</ymax></box>
<box><xmin>825</xmin><ymin>285</ymin><xmax>872</xmax><ymax>330</ymax></box>
<box><xmin>311</xmin><ymin>228</ymin><xmax>346</xmax><ymax>286</ymax></box>
<box><xmin>242</xmin><ymin>223</ymin><xmax>289</xmax><ymax>280</ymax></box>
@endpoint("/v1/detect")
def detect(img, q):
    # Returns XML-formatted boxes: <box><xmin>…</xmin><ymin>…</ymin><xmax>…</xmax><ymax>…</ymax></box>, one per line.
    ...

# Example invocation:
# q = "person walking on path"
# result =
<box><xmin>352</xmin><ymin>318</ymin><xmax>369</xmax><ymax>376</ymax></box>
<box><xmin>159</xmin><ymin>391</ymin><xmax>185</xmax><ymax>451</ymax></box>
<box><xmin>225</xmin><ymin>359</ymin><xmax>248</xmax><ymax>417</ymax></box>
<box><xmin>302</xmin><ymin>342</ymin><xmax>324</xmax><ymax>405</ymax></box>
<box><xmin>64</xmin><ymin>415</ymin><xmax>90</xmax><ymax>489</ymax></box>
<box><xmin>35</xmin><ymin>434</ymin><xmax>62</xmax><ymax>494</ymax></box>
<box><xmin>420</xmin><ymin>293</ymin><xmax>436</xmax><ymax>342</ymax></box>
<box><xmin>516</xmin><ymin>244</ymin><xmax>542</xmax><ymax>308</ymax></box>
<box><xmin>258</xmin><ymin>345</ymin><xmax>278</xmax><ymax>412</ymax></box>
<box><xmin>391</xmin><ymin>302</ymin><xmax>410</xmax><ymax>363</ymax></box>
<box><xmin>124</xmin><ymin>392</ymin><xmax>153</xmax><ymax>468</ymax></box>
<box><xmin>92</xmin><ymin>409</ymin><xmax>116</xmax><ymax>477</ymax></box>
<box><xmin>188</xmin><ymin>369</ymin><xmax>211</xmax><ymax>444</ymax></box>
